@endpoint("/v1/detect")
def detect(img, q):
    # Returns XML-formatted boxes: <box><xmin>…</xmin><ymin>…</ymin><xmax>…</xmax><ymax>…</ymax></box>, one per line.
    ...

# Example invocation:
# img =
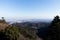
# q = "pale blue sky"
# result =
<box><xmin>0</xmin><ymin>0</ymin><xmax>60</xmax><ymax>19</ymax></box>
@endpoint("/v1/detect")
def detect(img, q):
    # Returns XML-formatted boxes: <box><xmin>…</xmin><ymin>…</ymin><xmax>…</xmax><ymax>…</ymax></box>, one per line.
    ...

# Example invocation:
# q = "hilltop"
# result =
<box><xmin>0</xmin><ymin>17</ymin><xmax>8</xmax><ymax>30</ymax></box>
<box><xmin>0</xmin><ymin>17</ymin><xmax>42</xmax><ymax>40</ymax></box>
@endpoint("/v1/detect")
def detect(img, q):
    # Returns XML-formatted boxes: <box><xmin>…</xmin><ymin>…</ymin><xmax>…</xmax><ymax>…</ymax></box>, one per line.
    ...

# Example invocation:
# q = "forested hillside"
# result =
<box><xmin>37</xmin><ymin>15</ymin><xmax>60</xmax><ymax>40</ymax></box>
<box><xmin>0</xmin><ymin>17</ymin><xmax>41</xmax><ymax>40</ymax></box>
<box><xmin>0</xmin><ymin>16</ymin><xmax>60</xmax><ymax>40</ymax></box>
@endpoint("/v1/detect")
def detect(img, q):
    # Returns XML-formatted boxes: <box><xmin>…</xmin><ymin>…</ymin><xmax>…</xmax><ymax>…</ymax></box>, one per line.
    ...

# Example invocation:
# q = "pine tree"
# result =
<box><xmin>47</xmin><ymin>15</ymin><xmax>60</xmax><ymax>40</ymax></box>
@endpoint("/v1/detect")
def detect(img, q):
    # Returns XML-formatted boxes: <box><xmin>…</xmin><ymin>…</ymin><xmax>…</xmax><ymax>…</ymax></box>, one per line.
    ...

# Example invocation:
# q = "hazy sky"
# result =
<box><xmin>0</xmin><ymin>0</ymin><xmax>60</xmax><ymax>19</ymax></box>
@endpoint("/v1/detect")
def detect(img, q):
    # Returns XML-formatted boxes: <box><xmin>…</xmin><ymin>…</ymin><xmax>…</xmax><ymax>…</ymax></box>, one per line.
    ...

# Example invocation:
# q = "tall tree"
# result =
<box><xmin>2</xmin><ymin>17</ymin><xmax>6</xmax><ymax>23</ymax></box>
<box><xmin>47</xmin><ymin>15</ymin><xmax>60</xmax><ymax>40</ymax></box>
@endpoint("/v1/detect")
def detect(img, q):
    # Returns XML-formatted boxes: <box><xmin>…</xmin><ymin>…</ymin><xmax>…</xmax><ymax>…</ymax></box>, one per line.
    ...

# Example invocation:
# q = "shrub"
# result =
<box><xmin>0</xmin><ymin>26</ymin><xmax>20</xmax><ymax>40</ymax></box>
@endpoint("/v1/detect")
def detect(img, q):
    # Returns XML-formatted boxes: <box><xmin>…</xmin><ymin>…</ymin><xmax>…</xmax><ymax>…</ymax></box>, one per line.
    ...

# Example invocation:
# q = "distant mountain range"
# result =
<box><xmin>4</xmin><ymin>18</ymin><xmax>51</xmax><ymax>40</ymax></box>
<box><xmin>5</xmin><ymin>19</ymin><xmax>52</xmax><ymax>24</ymax></box>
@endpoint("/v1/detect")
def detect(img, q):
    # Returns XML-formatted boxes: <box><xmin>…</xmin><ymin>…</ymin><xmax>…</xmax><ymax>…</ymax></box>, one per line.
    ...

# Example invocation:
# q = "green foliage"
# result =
<box><xmin>51</xmin><ymin>15</ymin><xmax>60</xmax><ymax>24</ymax></box>
<box><xmin>0</xmin><ymin>17</ymin><xmax>6</xmax><ymax>23</ymax></box>
<box><xmin>0</xmin><ymin>26</ymin><xmax>20</xmax><ymax>40</ymax></box>
<box><xmin>47</xmin><ymin>15</ymin><xmax>60</xmax><ymax>40</ymax></box>
<box><xmin>19</xmin><ymin>27</ymin><xmax>36</xmax><ymax>40</ymax></box>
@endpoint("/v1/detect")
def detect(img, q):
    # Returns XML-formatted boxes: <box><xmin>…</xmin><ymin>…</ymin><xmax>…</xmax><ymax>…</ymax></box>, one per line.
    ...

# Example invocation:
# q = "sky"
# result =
<box><xmin>0</xmin><ymin>0</ymin><xmax>60</xmax><ymax>19</ymax></box>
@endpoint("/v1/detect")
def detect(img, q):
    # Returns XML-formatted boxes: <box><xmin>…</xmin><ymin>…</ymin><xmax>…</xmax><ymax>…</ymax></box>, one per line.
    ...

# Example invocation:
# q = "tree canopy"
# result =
<box><xmin>0</xmin><ymin>26</ymin><xmax>20</xmax><ymax>40</ymax></box>
<box><xmin>47</xmin><ymin>15</ymin><xmax>60</xmax><ymax>40</ymax></box>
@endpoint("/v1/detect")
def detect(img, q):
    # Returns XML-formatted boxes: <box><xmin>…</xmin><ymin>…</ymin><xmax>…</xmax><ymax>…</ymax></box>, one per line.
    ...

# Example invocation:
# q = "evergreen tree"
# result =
<box><xmin>2</xmin><ymin>17</ymin><xmax>6</xmax><ymax>23</ymax></box>
<box><xmin>52</xmin><ymin>15</ymin><xmax>60</xmax><ymax>24</ymax></box>
<box><xmin>0</xmin><ymin>17</ymin><xmax>6</xmax><ymax>23</ymax></box>
<box><xmin>47</xmin><ymin>15</ymin><xmax>60</xmax><ymax>40</ymax></box>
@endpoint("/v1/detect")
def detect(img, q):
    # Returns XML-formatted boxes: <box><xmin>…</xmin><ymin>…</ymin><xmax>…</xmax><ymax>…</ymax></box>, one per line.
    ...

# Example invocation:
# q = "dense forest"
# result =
<box><xmin>0</xmin><ymin>16</ymin><xmax>60</xmax><ymax>40</ymax></box>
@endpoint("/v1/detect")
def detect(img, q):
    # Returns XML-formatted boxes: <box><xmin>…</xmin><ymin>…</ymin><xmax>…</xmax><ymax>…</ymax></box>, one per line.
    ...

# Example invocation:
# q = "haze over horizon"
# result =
<box><xmin>0</xmin><ymin>0</ymin><xmax>60</xmax><ymax>19</ymax></box>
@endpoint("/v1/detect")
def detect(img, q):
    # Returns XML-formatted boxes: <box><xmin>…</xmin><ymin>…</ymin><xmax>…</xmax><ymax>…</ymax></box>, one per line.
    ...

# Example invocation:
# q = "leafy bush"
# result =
<box><xmin>0</xmin><ymin>26</ymin><xmax>20</xmax><ymax>40</ymax></box>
